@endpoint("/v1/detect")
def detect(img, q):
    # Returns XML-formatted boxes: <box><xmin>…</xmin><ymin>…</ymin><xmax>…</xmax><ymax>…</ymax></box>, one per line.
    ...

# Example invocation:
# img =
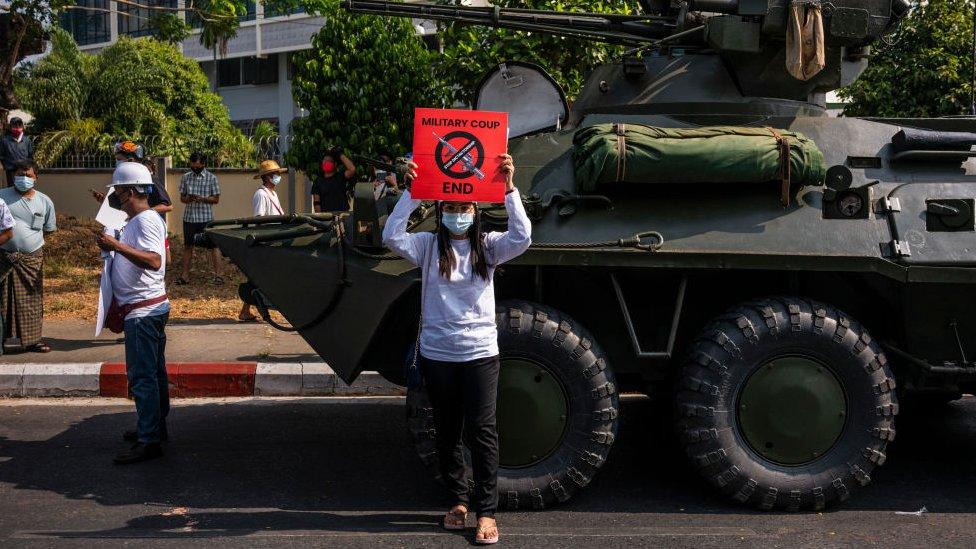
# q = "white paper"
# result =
<box><xmin>95</xmin><ymin>227</ymin><xmax>117</xmax><ymax>337</ymax></box>
<box><xmin>95</xmin><ymin>188</ymin><xmax>128</xmax><ymax>230</ymax></box>
<box><xmin>95</xmin><ymin>251</ymin><xmax>115</xmax><ymax>337</ymax></box>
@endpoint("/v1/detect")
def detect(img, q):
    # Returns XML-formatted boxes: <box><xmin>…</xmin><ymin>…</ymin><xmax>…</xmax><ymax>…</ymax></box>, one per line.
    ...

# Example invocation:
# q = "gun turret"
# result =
<box><xmin>343</xmin><ymin>0</ymin><xmax>910</xmax><ymax>48</ymax></box>
<box><xmin>343</xmin><ymin>0</ymin><xmax>680</xmax><ymax>45</ymax></box>
<box><xmin>343</xmin><ymin>0</ymin><xmax>913</xmax><ymax>104</ymax></box>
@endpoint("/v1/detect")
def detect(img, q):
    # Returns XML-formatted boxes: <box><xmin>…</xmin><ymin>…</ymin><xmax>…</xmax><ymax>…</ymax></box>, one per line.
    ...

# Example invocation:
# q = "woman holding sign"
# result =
<box><xmin>382</xmin><ymin>154</ymin><xmax>530</xmax><ymax>545</ymax></box>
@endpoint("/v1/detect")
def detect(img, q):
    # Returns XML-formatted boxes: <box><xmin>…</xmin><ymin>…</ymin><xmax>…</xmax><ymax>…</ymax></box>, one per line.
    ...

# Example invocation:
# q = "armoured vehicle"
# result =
<box><xmin>204</xmin><ymin>0</ymin><xmax>976</xmax><ymax>511</ymax></box>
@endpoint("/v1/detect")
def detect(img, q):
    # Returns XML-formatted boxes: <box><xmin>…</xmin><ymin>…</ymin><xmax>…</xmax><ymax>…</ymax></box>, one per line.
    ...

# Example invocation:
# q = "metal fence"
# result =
<box><xmin>33</xmin><ymin>133</ymin><xmax>293</xmax><ymax>170</ymax></box>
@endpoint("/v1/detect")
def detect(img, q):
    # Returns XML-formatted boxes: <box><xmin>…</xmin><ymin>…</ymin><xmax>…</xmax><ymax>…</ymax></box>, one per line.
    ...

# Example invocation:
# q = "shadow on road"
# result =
<box><xmin>0</xmin><ymin>397</ymin><xmax>974</xmax><ymax>540</ymax></box>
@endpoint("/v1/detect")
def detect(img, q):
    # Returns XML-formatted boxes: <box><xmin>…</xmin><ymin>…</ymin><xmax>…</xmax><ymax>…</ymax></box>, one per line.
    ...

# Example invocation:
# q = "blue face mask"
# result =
<box><xmin>442</xmin><ymin>212</ymin><xmax>474</xmax><ymax>235</ymax></box>
<box><xmin>13</xmin><ymin>176</ymin><xmax>35</xmax><ymax>192</ymax></box>
<box><xmin>270</xmin><ymin>174</ymin><xmax>282</xmax><ymax>186</ymax></box>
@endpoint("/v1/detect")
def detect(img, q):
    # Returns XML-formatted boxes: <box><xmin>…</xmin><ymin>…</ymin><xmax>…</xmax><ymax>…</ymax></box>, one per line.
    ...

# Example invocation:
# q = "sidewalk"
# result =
<box><xmin>0</xmin><ymin>319</ymin><xmax>319</xmax><ymax>364</ymax></box>
<box><xmin>0</xmin><ymin>319</ymin><xmax>401</xmax><ymax>398</ymax></box>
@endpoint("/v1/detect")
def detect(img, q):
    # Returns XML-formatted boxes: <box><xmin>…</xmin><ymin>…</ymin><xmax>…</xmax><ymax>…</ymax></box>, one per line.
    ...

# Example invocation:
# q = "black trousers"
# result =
<box><xmin>420</xmin><ymin>353</ymin><xmax>500</xmax><ymax>518</ymax></box>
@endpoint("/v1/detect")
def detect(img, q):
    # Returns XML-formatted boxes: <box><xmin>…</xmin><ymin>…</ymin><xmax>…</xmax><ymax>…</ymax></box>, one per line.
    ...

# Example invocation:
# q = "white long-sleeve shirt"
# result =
<box><xmin>382</xmin><ymin>189</ymin><xmax>532</xmax><ymax>362</ymax></box>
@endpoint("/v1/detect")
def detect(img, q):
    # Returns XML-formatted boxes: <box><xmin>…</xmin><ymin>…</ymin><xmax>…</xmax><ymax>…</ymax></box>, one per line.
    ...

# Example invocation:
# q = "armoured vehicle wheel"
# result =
<box><xmin>406</xmin><ymin>300</ymin><xmax>619</xmax><ymax>510</ymax></box>
<box><xmin>675</xmin><ymin>296</ymin><xmax>898</xmax><ymax>511</ymax></box>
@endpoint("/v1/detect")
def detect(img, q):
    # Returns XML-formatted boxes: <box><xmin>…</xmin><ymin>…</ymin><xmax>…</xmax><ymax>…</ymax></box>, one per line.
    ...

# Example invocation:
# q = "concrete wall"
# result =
<box><xmin>216</xmin><ymin>84</ymin><xmax>280</xmax><ymax>122</ymax></box>
<box><xmin>38</xmin><ymin>167</ymin><xmax>311</xmax><ymax>239</ymax></box>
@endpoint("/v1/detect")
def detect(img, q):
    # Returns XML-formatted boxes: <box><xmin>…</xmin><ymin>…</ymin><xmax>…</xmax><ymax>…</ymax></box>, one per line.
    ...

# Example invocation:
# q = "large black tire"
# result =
<box><xmin>675</xmin><ymin>296</ymin><xmax>898</xmax><ymax>511</ymax></box>
<box><xmin>406</xmin><ymin>300</ymin><xmax>619</xmax><ymax>510</ymax></box>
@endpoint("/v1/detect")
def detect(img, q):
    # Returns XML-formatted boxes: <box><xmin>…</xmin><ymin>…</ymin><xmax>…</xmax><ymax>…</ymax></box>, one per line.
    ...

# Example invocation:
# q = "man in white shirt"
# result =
<box><xmin>95</xmin><ymin>162</ymin><xmax>170</xmax><ymax>465</ymax></box>
<box><xmin>239</xmin><ymin>160</ymin><xmax>287</xmax><ymax>321</ymax></box>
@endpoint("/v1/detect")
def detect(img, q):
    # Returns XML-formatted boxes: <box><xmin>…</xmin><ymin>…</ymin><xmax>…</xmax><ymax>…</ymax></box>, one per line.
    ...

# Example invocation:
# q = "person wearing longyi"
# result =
<box><xmin>0</xmin><ymin>159</ymin><xmax>56</xmax><ymax>353</ymax></box>
<box><xmin>382</xmin><ymin>153</ymin><xmax>531</xmax><ymax>545</ymax></box>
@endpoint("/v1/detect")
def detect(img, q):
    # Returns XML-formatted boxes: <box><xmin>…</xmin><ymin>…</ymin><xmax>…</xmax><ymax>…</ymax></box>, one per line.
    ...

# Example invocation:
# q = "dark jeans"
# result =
<box><xmin>420</xmin><ymin>353</ymin><xmax>500</xmax><ymax>518</ymax></box>
<box><xmin>124</xmin><ymin>312</ymin><xmax>169</xmax><ymax>444</ymax></box>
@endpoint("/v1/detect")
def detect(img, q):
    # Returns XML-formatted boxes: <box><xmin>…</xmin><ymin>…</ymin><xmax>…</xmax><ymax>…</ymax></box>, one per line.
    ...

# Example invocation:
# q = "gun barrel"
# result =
<box><xmin>342</xmin><ymin>0</ymin><xmax>677</xmax><ymax>45</ymax></box>
<box><xmin>351</xmin><ymin>154</ymin><xmax>396</xmax><ymax>172</ymax></box>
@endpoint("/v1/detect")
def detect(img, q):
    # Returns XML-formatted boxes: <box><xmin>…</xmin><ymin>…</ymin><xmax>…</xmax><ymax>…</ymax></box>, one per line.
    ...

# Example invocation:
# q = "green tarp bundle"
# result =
<box><xmin>573</xmin><ymin>124</ymin><xmax>826</xmax><ymax>205</ymax></box>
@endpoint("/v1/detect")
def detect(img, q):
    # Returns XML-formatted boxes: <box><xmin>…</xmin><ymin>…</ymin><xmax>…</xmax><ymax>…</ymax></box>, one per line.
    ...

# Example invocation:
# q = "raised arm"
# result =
<box><xmin>485</xmin><ymin>154</ymin><xmax>532</xmax><ymax>264</ymax></box>
<box><xmin>339</xmin><ymin>153</ymin><xmax>356</xmax><ymax>179</ymax></box>
<box><xmin>381</xmin><ymin>189</ymin><xmax>429</xmax><ymax>266</ymax></box>
<box><xmin>486</xmin><ymin>188</ymin><xmax>532</xmax><ymax>264</ymax></box>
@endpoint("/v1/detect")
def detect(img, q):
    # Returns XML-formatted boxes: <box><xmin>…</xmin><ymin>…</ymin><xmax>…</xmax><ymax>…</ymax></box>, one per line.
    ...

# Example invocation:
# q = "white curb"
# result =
<box><xmin>0</xmin><ymin>363</ymin><xmax>102</xmax><ymax>397</ymax></box>
<box><xmin>0</xmin><ymin>362</ymin><xmax>404</xmax><ymax>398</ymax></box>
<box><xmin>256</xmin><ymin>362</ymin><xmax>403</xmax><ymax>396</ymax></box>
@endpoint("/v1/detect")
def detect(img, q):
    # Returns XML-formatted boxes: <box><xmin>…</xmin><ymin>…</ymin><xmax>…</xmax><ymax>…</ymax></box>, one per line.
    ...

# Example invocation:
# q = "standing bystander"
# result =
<box><xmin>311</xmin><ymin>147</ymin><xmax>356</xmax><ymax>212</ymax></box>
<box><xmin>0</xmin><ymin>118</ymin><xmax>34</xmax><ymax>188</ymax></box>
<box><xmin>238</xmin><ymin>160</ymin><xmax>288</xmax><ymax>322</ymax></box>
<box><xmin>91</xmin><ymin>142</ymin><xmax>173</xmax><ymax>263</ymax></box>
<box><xmin>96</xmin><ymin>162</ymin><xmax>170</xmax><ymax>464</ymax></box>
<box><xmin>177</xmin><ymin>152</ymin><xmax>222</xmax><ymax>285</ymax></box>
<box><xmin>0</xmin><ymin>160</ymin><xmax>56</xmax><ymax>353</ymax></box>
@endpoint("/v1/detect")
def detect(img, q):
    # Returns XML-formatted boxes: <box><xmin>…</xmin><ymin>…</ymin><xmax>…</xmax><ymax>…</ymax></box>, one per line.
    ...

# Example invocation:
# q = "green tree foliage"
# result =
<box><xmin>15</xmin><ymin>29</ymin><xmax>250</xmax><ymax>166</ymax></box>
<box><xmin>1</xmin><ymin>0</ymin><xmax>250</xmax><ymax>128</ymax></box>
<box><xmin>191</xmin><ymin>0</ymin><xmax>252</xmax><ymax>53</ymax></box>
<box><xmin>285</xmin><ymin>1</ymin><xmax>448</xmax><ymax>181</ymax></box>
<box><xmin>0</xmin><ymin>0</ymin><xmax>72</xmax><ymax>127</ymax></box>
<box><xmin>839</xmin><ymin>0</ymin><xmax>976</xmax><ymax>117</ymax></box>
<box><xmin>437</xmin><ymin>0</ymin><xmax>636</xmax><ymax>105</ymax></box>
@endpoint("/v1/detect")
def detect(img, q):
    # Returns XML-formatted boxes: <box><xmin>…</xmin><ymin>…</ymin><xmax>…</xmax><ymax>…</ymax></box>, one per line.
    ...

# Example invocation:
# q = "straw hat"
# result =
<box><xmin>254</xmin><ymin>159</ymin><xmax>288</xmax><ymax>179</ymax></box>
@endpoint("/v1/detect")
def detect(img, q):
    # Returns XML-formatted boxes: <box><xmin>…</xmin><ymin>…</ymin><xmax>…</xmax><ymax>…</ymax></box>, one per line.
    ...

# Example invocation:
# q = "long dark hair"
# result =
<box><xmin>436</xmin><ymin>205</ymin><xmax>490</xmax><ymax>281</ymax></box>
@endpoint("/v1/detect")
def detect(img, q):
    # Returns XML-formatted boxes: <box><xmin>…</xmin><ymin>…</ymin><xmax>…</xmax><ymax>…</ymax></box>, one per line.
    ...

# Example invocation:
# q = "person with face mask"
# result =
<box><xmin>382</xmin><ymin>154</ymin><xmax>530</xmax><ymax>545</ymax></box>
<box><xmin>238</xmin><ymin>160</ymin><xmax>289</xmax><ymax>322</ymax></box>
<box><xmin>0</xmin><ymin>160</ymin><xmax>56</xmax><ymax>353</ymax></box>
<box><xmin>91</xmin><ymin>143</ymin><xmax>174</xmax><ymax>263</ymax></box>
<box><xmin>177</xmin><ymin>151</ymin><xmax>222</xmax><ymax>285</ymax></box>
<box><xmin>96</xmin><ymin>161</ymin><xmax>170</xmax><ymax>464</ymax></box>
<box><xmin>311</xmin><ymin>146</ymin><xmax>357</xmax><ymax>212</ymax></box>
<box><xmin>1</xmin><ymin>117</ymin><xmax>34</xmax><ymax>188</ymax></box>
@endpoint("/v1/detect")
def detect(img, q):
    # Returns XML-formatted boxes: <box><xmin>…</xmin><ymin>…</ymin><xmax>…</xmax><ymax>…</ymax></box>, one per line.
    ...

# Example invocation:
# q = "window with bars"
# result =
<box><xmin>118</xmin><ymin>0</ymin><xmax>178</xmax><ymax>37</ymax></box>
<box><xmin>59</xmin><ymin>0</ymin><xmax>111</xmax><ymax>45</ymax></box>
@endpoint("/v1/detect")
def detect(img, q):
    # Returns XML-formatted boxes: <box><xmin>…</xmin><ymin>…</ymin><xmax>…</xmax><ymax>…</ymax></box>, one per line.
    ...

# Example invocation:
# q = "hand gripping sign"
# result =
<box><xmin>411</xmin><ymin>107</ymin><xmax>508</xmax><ymax>202</ymax></box>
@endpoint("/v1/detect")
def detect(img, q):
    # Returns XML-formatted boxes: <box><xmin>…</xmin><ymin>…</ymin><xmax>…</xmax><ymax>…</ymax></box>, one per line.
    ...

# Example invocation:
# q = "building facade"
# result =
<box><xmin>58</xmin><ymin>0</ymin><xmax>326</xmax><ymax>148</ymax></box>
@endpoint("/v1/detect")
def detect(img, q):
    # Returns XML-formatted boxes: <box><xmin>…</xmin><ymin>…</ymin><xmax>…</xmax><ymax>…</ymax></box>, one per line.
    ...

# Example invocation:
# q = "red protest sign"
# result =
<box><xmin>410</xmin><ymin>107</ymin><xmax>508</xmax><ymax>202</ymax></box>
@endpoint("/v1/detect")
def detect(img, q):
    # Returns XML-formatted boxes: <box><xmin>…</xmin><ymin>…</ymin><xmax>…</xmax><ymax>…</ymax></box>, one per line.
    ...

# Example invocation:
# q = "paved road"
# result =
<box><xmin>1</xmin><ymin>396</ymin><xmax>975</xmax><ymax>547</ymax></box>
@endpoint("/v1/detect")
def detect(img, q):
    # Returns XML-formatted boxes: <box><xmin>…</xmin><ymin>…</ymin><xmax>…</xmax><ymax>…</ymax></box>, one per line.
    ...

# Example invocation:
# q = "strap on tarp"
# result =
<box><xmin>768</xmin><ymin>127</ymin><xmax>792</xmax><ymax>207</ymax></box>
<box><xmin>614</xmin><ymin>123</ymin><xmax>627</xmax><ymax>182</ymax></box>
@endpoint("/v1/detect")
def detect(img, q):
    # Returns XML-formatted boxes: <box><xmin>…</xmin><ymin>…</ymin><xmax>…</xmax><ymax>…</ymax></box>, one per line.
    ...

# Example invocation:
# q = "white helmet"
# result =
<box><xmin>108</xmin><ymin>161</ymin><xmax>153</xmax><ymax>193</ymax></box>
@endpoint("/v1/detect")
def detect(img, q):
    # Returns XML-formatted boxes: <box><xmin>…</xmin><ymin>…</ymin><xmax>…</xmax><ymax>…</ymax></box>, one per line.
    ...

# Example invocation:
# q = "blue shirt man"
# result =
<box><xmin>0</xmin><ymin>160</ymin><xmax>56</xmax><ymax>352</ymax></box>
